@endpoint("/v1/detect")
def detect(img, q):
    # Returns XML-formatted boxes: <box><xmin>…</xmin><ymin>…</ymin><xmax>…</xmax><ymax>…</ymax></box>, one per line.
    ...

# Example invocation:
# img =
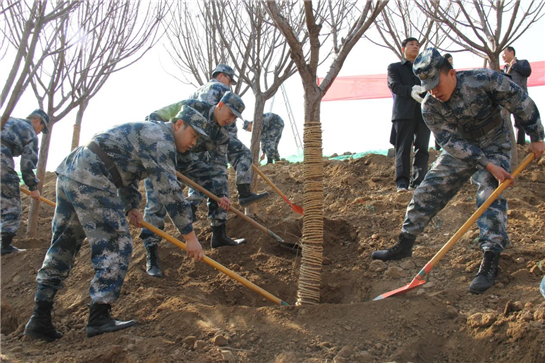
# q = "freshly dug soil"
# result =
<box><xmin>1</xmin><ymin>145</ymin><xmax>544</xmax><ymax>363</ymax></box>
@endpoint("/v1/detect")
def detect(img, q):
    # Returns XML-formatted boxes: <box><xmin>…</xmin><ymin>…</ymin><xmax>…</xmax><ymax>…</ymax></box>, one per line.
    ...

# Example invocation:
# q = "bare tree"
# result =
<box><xmin>367</xmin><ymin>0</ymin><xmax>451</xmax><ymax>60</ymax></box>
<box><xmin>417</xmin><ymin>0</ymin><xmax>545</xmax><ymax>70</ymax></box>
<box><xmin>25</xmin><ymin>0</ymin><xmax>168</xmax><ymax>237</ymax></box>
<box><xmin>267</xmin><ymin>0</ymin><xmax>388</xmax><ymax>305</ymax></box>
<box><xmin>68</xmin><ymin>0</ymin><xmax>168</xmax><ymax>150</ymax></box>
<box><xmin>0</xmin><ymin>0</ymin><xmax>78</xmax><ymax>129</ymax></box>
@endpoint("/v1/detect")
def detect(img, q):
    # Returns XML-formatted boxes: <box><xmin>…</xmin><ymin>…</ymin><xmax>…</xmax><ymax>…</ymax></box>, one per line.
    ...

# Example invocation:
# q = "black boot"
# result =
<box><xmin>211</xmin><ymin>224</ymin><xmax>247</xmax><ymax>248</ymax></box>
<box><xmin>190</xmin><ymin>203</ymin><xmax>199</xmax><ymax>221</ymax></box>
<box><xmin>145</xmin><ymin>245</ymin><xmax>163</xmax><ymax>278</ymax></box>
<box><xmin>86</xmin><ymin>303</ymin><xmax>137</xmax><ymax>338</ymax></box>
<box><xmin>237</xmin><ymin>184</ymin><xmax>269</xmax><ymax>207</ymax></box>
<box><xmin>469</xmin><ymin>251</ymin><xmax>500</xmax><ymax>294</ymax></box>
<box><xmin>24</xmin><ymin>301</ymin><xmax>63</xmax><ymax>342</ymax></box>
<box><xmin>267</xmin><ymin>157</ymin><xmax>273</xmax><ymax>164</ymax></box>
<box><xmin>1</xmin><ymin>232</ymin><xmax>25</xmax><ymax>255</ymax></box>
<box><xmin>371</xmin><ymin>235</ymin><xmax>415</xmax><ymax>261</ymax></box>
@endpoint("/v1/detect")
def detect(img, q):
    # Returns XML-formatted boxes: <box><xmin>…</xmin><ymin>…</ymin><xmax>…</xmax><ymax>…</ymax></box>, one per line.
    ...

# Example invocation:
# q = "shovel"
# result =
<box><xmin>252</xmin><ymin>164</ymin><xmax>304</xmax><ymax>215</ymax></box>
<box><xmin>176</xmin><ymin>171</ymin><xmax>301</xmax><ymax>252</ymax></box>
<box><xmin>19</xmin><ymin>187</ymin><xmax>289</xmax><ymax>306</ymax></box>
<box><xmin>374</xmin><ymin>152</ymin><xmax>536</xmax><ymax>301</ymax></box>
<box><xmin>140</xmin><ymin>221</ymin><xmax>289</xmax><ymax>306</ymax></box>
<box><xmin>19</xmin><ymin>187</ymin><xmax>56</xmax><ymax>207</ymax></box>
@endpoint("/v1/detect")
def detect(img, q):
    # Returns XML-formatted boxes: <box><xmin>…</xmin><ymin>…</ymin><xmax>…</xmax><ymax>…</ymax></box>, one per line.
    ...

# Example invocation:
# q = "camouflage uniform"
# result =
<box><xmin>1</xmin><ymin>118</ymin><xmax>40</xmax><ymax>236</ymax></box>
<box><xmin>243</xmin><ymin>113</ymin><xmax>284</xmax><ymax>161</ymax></box>
<box><xmin>144</xmin><ymin>98</ymin><xmax>244</xmax><ymax>231</ymax></box>
<box><xmin>35</xmin><ymin>120</ymin><xmax>201</xmax><ymax>304</ymax></box>
<box><xmin>189</xmin><ymin>78</ymin><xmax>252</xmax><ymax>185</ymax></box>
<box><xmin>402</xmin><ymin>68</ymin><xmax>544</xmax><ymax>252</ymax></box>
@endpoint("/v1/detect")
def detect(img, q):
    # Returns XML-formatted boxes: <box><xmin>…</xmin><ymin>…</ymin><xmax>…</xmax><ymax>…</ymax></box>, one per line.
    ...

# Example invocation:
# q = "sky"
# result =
<box><xmin>3</xmin><ymin>10</ymin><xmax>545</xmax><ymax>172</ymax></box>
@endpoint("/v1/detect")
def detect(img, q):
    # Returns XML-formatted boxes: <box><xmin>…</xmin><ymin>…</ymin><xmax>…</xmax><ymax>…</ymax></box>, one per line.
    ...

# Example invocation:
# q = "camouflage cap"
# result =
<box><xmin>29</xmin><ymin>109</ymin><xmax>50</xmax><ymax>134</ymax></box>
<box><xmin>219</xmin><ymin>91</ymin><xmax>245</xmax><ymax>119</ymax></box>
<box><xmin>212</xmin><ymin>64</ymin><xmax>237</xmax><ymax>85</ymax></box>
<box><xmin>413</xmin><ymin>47</ymin><xmax>445</xmax><ymax>91</ymax></box>
<box><xmin>174</xmin><ymin>105</ymin><xmax>210</xmax><ymax>141</ymax></box>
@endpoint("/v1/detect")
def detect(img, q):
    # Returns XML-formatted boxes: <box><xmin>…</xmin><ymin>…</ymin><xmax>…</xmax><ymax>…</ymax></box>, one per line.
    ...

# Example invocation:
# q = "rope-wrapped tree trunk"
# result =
<box><xmin>296</xmin><ymin>121</ymin><xmax>324</xmax><ymax>305</ymax></box>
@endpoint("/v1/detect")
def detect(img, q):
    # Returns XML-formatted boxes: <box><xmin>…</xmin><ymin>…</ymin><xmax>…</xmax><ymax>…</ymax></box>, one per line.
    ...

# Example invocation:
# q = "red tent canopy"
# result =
<box><xmin>318</xmin><ymin>60</ymin><xmax>545</xmax><ymax>102</ymax></box>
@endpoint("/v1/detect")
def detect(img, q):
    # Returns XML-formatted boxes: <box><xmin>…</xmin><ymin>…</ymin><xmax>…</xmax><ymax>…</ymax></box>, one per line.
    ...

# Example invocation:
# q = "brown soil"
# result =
<box><xmin>2</xmin><ymin>145</ymin><xmax>545</xmax><ymax>363</ymax></box>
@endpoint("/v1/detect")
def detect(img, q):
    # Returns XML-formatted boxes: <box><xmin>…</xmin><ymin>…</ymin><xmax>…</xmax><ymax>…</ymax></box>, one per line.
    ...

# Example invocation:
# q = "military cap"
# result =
<box><xmin>174</xmin><ymin>105</ymin><xmax>210</xmax><ymax>141</ymax></box>
<box><xmin>212</xmin><ymin>64</ymin><xmax>237</xmax><ymax>85</ymax></box>
<box><xmin>219</xmin><ymin>91</ymin><xmax>245</xmax><ymax>119</ymax></box>
<box><xmin>413</xmin><ymin>47</ymin><xmax>445</xmax><ymax>91</ymax></box>
<box><xmin>29</xmin><ymin>109</ymin><xmax>50</xmax><ymax>134</ymax></box>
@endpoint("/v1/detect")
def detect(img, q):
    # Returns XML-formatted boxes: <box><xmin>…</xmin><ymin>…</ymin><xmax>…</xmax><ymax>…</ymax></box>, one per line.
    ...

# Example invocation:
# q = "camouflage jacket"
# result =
<box><xmin>422</xmin><ymin>69</ymin><xmax>544</xmax><ymax>169</ymax></box>
<box><xmin>55</xmin><ymin>121</ymin><xmax>194</xmax><ymax>234</ymax></box>
<box><xmin>243</xmin><ymin>113</ymin><xmax>284</xmax><ymax>133</ymax></box>
<box><xmin>189</xmin><ymin>79</ymin><xmax>238</xmax><ymax>136</ymax></box>
<box><xmin>0</xmin><ymin>118</ymin><xmax>40</xmax><ymax>190</ymax></box>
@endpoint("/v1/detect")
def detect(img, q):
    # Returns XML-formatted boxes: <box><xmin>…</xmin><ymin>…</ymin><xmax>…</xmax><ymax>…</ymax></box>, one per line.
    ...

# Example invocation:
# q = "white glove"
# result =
<box><xmin>411</xmin><ymin>85</ymin><xmax>425</xmax><ymax>103</ymax></box>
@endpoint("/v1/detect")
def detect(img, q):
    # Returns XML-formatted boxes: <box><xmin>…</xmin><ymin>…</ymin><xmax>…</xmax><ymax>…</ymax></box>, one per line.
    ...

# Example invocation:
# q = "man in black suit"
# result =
<box><xmin>387</xmin><ymin>37</ymin><xmax>430</xmax><ymax>192</ymax></box>
<box><xmin>502</xmin><ymin>46</ymin><xmax>532</xmax><ymax>145</ymax></box>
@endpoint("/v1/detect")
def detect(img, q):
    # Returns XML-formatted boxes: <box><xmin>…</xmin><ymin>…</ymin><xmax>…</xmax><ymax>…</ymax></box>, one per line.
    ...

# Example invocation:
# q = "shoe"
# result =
<box><xmin>469</xmin><ymin>251</ymin><xmax>500</xmax><ymax>294</ymax></box>
<box><xmin>237</xmin><ymin>184</ymin><xmax>269</xmax><ymax>207</ymax></box>
<box><xmin>396</xmin><ymin>185</ymin><xmax>409</xmax><ymax>193</ymax></box>
<box><xmin>211</xmin><ymin>224</ymin><xmax>247</xmax><ymax>248</ymax></box>
<box><xmin>1</xmin><ymin>233</ymin><xmax>25</xmax><ymax>255</ymax></box>
<box><xmin>371</xmin><ymin>235</ymin><xmax>415</xmax><ymax>261</ymax></box>
<box><xmin>24</xmin><ymin>301</ymin><xmax>63</xmax><ymax>342</ymax></box>
<box><xmin>145</xmin><ymin>245</ymin><xmax>162</xmax><ymax>278</ymax></box>
<box><xmin>86</xmin><ymin>303</ymin><xmax>137</xmax><ymax>338</ymax></box>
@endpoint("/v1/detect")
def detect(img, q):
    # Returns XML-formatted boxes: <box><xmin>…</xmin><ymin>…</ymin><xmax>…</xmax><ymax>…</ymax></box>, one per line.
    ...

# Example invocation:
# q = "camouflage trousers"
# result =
<box><xmin>0</xmin><ymin>155</ymin><xmax>22</xmax><ymax>235</ymax></box>
<box><xmin>261</xmin><ymin>123</ymin><xmax>284</xmax><ymax>161</ymax></box>
<box><xmin>189</xmin><ymin>136</ymin><xmax>252</xmax><ymax>206</ymax></box>
<box><xmin>35</xmin><ymin>175</ymin><xmax>132</xmax><ymax>304</ymax></box>
<box><xmin>401</xmin><ymin>143</ymin><xmax>511</xmax><ymax>253</ymax></box>
<box><xmin>140</xmin><ymin>152</ymin><xmax>228</xmax><ymax>248</ymax></box>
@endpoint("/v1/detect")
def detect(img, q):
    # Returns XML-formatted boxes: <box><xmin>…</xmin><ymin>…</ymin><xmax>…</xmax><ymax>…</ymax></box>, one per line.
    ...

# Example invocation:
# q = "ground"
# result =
<box><xmin>1</xmin><ymin>145</ymin><xmax>544</xmax><ymax>363</ymax></box>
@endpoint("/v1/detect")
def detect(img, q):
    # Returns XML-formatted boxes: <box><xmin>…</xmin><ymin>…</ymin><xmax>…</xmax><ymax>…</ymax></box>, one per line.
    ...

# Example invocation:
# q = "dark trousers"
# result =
<box><xmin>393</xmin><ymin>108</ymin><xmax>431</xmax><ymax>188</ymax></box>
<box><xmin>513</xmin><ymin>115</ymin><xmax>526</xmax><ymax>145</ymax></box>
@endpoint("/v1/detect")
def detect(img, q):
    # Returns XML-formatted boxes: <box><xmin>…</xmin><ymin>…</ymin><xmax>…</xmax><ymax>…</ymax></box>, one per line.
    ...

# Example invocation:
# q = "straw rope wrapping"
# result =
<box><xmin>296</xmin><ymin>121</ymin><xmax>324</xmax><ymax>306</ymax></box>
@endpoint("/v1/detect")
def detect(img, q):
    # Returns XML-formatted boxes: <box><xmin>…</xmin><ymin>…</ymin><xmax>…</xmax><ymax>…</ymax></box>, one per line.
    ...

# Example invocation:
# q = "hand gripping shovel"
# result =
<box><xmin>175</xmin><ymin>171</ymin><xmax>301</xmax><ymax>252</ymax></box>
<box><xmin>19</xmin><ymin>188</ymin><xmax>289</xmax><ymax>306</ymax></box>
<box><xmin>252</xmin><ymin>164</ymin><xmax>304</xmax><ymax>215</ymax></box>
<box><xmin>19</xmin><ymin>187</ymin><xmax>56</xmax><ymax>207</ymax></box>
<box><xmin>374</xmin><ymin>153</ymin><xmax>536</xmax><ymax>301</ymax></box>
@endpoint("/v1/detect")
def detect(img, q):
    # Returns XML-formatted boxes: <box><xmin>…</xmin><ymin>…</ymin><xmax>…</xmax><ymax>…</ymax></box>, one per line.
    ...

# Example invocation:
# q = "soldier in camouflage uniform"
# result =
<box><xmin>1</xmin><ymin>109</ymin><xmax>49</xmax><ymax>255</ymax></box>
<box><xmin>372</xmin><ymin>48</ymin><xmax>545</xmax><ymax>295</ymax></box>
<box><xmin>243</xmin><ymin>113</ymin><xmax>285</xmax><ymax>164</ymax></box>
<box><xmin>187</xmin><ymin>64</ymin><xmax>269</xmax><ymax>207</ymax></box>
<box><xmin>141</xmin><ymin>92</ymin><xmax>250</xmax><ymax>276</ymax></box>
<box><xmin>24</xmin><ymin>106</ymin><xmax>209</xmax><ymax>341</ymax></box>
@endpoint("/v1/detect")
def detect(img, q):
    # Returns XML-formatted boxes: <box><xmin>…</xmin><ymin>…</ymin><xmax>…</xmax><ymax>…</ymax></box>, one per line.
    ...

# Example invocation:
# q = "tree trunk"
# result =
<box><xmin>247</xmin><ymin>95</ymin><xmax>267</xmax><ymax>216</ymax></box>
<box><xmin>26</xmin><ymin>123</ymin><xmax>53</xmax><ymax>237</ymax></box>
<box><xmin>296</xmin><ymin>85</ymin><xmax>324</xmax><ymax>306</ymax></box>
<box><xmin>71</xmin><ymin>101</ymin><xmax>88</xmax><ymax>151</ymax></box>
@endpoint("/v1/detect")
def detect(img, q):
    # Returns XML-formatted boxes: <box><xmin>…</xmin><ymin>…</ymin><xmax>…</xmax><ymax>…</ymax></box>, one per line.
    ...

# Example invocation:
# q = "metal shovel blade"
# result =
<box><xmin>373</xmin><ymin>278</ymin><xmax>427</xmax><ymax>301</ymax></box>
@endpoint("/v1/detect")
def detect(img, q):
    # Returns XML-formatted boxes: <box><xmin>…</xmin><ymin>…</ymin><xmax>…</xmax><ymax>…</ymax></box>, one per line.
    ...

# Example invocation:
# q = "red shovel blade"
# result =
<box><xmin>373</xmin><ymin>278</ymin><xmax>427</xmax><ymax>301</ymax></box>
<box><xmin>283</xmin><ymin>196</ymin><xmax>304</xmax><ymax>215</ymax></box>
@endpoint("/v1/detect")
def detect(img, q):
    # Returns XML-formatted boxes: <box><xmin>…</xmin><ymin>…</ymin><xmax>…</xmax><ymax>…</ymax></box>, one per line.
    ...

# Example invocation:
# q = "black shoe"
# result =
<box><xmin>237</xmin><ymin>184</ymin><xmax>269</xmax><ymax>207</ymax></box>
<box><xmin>24</xmin><ymin>301</ymin><xmax>63</xmax><ymax>342</ymax></box>
<box><xmin>145</xmin><ymin>245</ymin><xmax>163</xmax><ymax>278</ymax></box>
<box><xmin>267</xmin><ymin>157</ymin><xmax>273</xmax><ymax>164</ymax></box>
<box><xmin>211</xmin><ymin>224</ymin><xmax>247</xmax><ymax>248</ymax></box>
<box><xmin>469</xmin><ymin>251</ymin><xmax>500</xmax><ymax>294</ymax></box>
<box><xmin>86</xmin><ymin>303</ymin><xmax>137</xmax><ymax>338</ymax></box>
<box><xmin>371</xmin><ymin>235</ymin><xmax>415</xmax><ymax>261</ymax></box>
<box><xmin>1</xmin><ymin>233</ymin><xmax>25</xmax><ymax>255</ymax></box>
<box><xmin>396</xmin><ymin>184</ymin><xmax>409</xmax><ymax>193</ymax></box>
<box><xmin>1</xmin><ymin>244</ymin><xmax>26</xmax><ymax>255</ymax></box>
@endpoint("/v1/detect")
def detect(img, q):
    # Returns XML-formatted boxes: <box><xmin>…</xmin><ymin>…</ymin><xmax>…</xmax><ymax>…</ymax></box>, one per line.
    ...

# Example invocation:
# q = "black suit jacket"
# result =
<box><xmin>387</xmin><ymin>58</ymin><xmax>422</xmax><ymax>121</ymax></box>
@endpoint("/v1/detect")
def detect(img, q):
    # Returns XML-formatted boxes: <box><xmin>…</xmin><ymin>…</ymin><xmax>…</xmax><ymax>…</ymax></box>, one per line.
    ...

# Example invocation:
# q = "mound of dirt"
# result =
<box><xmin>2</xmin><ymin>145</ymin><xmax>545</xmax><ymax>363</ymax></box>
